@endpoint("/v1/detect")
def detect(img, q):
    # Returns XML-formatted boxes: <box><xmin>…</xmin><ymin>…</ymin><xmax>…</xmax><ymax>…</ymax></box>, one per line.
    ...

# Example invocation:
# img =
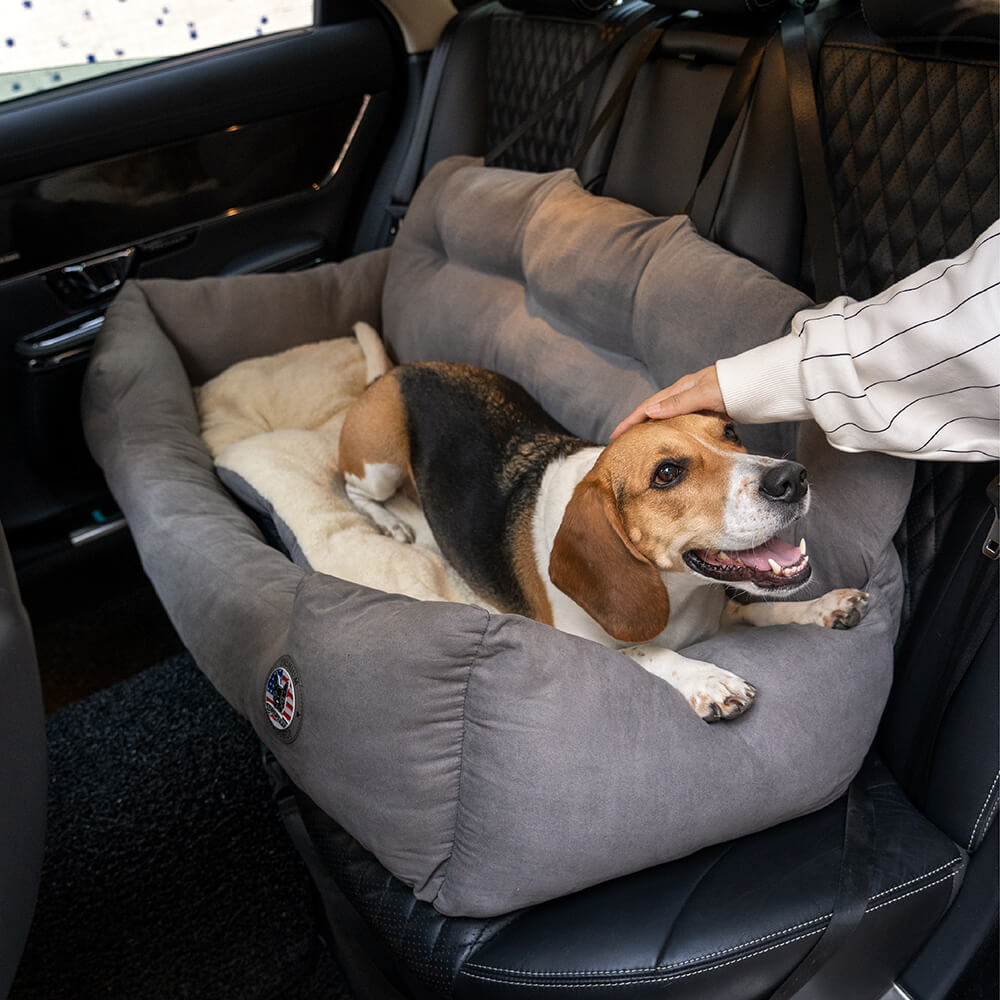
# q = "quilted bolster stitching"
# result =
<box><xmin>967</xmin><ymin>771</ymin><xmax>1000</xmax><ymax>851</ymax></box>
<box><xmin>458</xmin><ymin>856</ymin><xmax>965</xmax><ymax>985</ymax></box>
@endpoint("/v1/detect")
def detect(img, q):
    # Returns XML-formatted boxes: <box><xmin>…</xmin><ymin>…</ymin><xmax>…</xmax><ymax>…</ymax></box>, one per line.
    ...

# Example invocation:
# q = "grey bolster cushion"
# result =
<box><xmin>83</xmin><ymin>156</ymin><xmax>914</xmax><ymax>918</ymax></box>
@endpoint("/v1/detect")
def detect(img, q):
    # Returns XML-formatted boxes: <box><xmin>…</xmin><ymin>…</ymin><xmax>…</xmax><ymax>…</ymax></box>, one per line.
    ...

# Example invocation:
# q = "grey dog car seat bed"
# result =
<box><xmin>83</xmin><ymin>157</ymin><xmax>918</xmax><ymax>919</ymax></box>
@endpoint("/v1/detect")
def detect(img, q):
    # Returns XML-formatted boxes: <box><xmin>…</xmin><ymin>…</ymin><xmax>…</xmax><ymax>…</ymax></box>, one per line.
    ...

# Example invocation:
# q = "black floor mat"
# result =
<box><xmin>10</xmin><ymin>652</ymin><xmax>353</xmax><ymax>1000</ymax></box>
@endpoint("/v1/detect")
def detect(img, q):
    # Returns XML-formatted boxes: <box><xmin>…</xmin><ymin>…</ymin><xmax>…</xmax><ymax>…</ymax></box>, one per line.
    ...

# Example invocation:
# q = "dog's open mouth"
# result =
<box><xmin>683</xmin><ymin>537</ymin><xmax>810</xmax><ymax>589</ymax></box>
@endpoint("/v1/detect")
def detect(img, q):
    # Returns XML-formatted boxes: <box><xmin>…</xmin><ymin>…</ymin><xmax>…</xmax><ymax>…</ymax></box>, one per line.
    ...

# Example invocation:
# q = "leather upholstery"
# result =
<box><xmin>0</xmin><ymin>527</ymin><xmax>46</xmax><ymax>998</ymax></box>
<box><xmin>501</xmin><ymin>0</ymin><xmax>624</xmax><ymax>17</ymax></box>
<box><xmin>485</xmin><ymin>12</ymin><xmax>604</xmax><ymax>169</ymax></box>
<box><xmin>505</xmin><ymin>0</ymin><xmax>787</xmax><ymax>15</ymax></box>
<box><xmin>603</xmin><ymin>24</ymin><xmax>804</xmax><ymax>284</ymax></box>
<box><xmin>294</xmin><ymin>759</ymin><xmax>964</xmax><ymax>998</ymax></box>
<box><xmin>880</xmin><ymin>464</ymin><xmax>999</xmax><ymax>848</ymax></box>
<box><xmin>819</xmin><ymin>11</ymin><xmax>999</xmax><ymax>302</ymax></box>
<box><xmin>423</xmin><ymin>1</ymin><xmax>647</xmax><ymax>178</ymax></box>
<box><xmin>861</xmin><ymin>0</ymin><xmax>999</xmax><ymax>43</ymax></box>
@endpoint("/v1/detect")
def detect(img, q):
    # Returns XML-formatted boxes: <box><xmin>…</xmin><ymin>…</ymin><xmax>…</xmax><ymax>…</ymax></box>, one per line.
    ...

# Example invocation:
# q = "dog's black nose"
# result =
<box><xmin>760</xmin><ymin>461</ymin><xmax>808</xmax><ymax>503</ymax></box>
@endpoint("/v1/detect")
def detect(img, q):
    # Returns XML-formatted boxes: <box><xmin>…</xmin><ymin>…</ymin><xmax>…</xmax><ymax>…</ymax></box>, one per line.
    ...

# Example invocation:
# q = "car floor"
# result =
<box><xmin>11</xmin><ymin>536</ymin><xmax>355</xmax><ymax>998</ymax></box>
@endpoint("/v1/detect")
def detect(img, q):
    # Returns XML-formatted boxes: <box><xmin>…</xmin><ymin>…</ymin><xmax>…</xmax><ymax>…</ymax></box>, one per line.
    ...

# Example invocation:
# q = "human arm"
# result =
<box><xmin>614</xmin><ymin>220</ymin><xmax>1000</xmax><ymax>460</ymax></box>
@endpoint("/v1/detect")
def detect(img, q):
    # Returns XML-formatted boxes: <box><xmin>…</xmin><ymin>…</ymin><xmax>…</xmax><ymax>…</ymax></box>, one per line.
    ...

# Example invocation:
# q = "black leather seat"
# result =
<box><xmin>0</xmin><ymin>525</ymin><xmax>47</xmax><ymax>997</ymax></box>
<box><xmin>273</xmin><ymin>1</ymin><xmax>999</xmax><ymax>997</ymax></box>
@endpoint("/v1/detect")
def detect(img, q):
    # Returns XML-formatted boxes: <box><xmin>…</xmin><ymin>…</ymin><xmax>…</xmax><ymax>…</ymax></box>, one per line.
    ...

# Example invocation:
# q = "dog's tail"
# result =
<box><xmin>353</xmin><ymin>321</ymin><xmax>394</xmax><ymax>385</ymax></box>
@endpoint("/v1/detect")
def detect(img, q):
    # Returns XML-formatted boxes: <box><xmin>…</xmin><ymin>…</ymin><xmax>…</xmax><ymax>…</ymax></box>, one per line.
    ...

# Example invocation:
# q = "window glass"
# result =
<box><xmin>0</xmin><ymin>0</ymin><xmax>314</xmax><ymax>104</ymax></box>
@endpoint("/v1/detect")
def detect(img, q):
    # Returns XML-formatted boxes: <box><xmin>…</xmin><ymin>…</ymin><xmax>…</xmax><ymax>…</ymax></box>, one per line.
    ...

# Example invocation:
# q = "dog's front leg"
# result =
<box><xmin>621</xmin><ymin>644</ymin><xmax>756</xmax><ymax>722</ymax></box>
<box><xmin>726</xmin><ymin>589</ymin><xmax>870</xmax><ymax>631</ymax></box>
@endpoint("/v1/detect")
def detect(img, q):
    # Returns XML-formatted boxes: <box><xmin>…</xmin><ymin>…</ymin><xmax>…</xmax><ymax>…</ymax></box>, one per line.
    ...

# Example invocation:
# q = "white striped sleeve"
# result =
<box><xmin>717</xmin><ymin>219</ymin><xmax>1000</xmax><ymax>461</ymax></box>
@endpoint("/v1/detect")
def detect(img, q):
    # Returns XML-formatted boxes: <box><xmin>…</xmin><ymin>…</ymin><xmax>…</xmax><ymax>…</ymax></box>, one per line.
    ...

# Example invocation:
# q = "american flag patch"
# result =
<box><xmin>264</xmin><ymin>665</ymin><xmax>295</xmax><ymax>730</ymax></box>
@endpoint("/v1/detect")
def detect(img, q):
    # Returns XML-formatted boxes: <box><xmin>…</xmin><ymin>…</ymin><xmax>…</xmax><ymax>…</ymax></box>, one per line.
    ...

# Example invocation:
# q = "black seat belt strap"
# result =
<box><xmin>769</xmin><ymin>756</ymin><xmax>878</xmax><ymax>1000</ymax></box>
<box><xmin>683</xmin><ymin>32</ymin><xmax>771</xmax><ymax>218</ymax></box>
<box><xmin>781</xmin><ymin>5</ymin><xmax>842</xmax><ymax>303</ymax></box>
<box><xmin>570</xmin><ymin>22</ymin><xmax>667</xmax><ymax>186</ymax></box>
<box><xmin>485</xmin><ymin>5</ymin><xmax>663</xmax><ymax>167</ymax></box>
<box><xmin>391</xmin><ymin>12</ymin><xmax>465</xmax><ymax>209</ymax></box>
<box><xmin>984</xmin><ymin>473</ymin><xmax>999</xmax><ymax>559</ymax></box>
<box><xmin>380</xmin><ymin>7</ymin><xmax>474</xmax><ymax>245</ymax></box>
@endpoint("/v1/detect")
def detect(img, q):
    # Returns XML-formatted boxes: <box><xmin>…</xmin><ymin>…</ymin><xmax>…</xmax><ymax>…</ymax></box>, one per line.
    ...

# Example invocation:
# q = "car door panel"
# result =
<box><xmin>2</xmin><ymin>97</ymin><xmax>374</xmax><ymax>281</ymax></box>
<box><xmin>1</xmin><ymin>12</ymin><xmax>402</xmax><ymax>560</ymax></box>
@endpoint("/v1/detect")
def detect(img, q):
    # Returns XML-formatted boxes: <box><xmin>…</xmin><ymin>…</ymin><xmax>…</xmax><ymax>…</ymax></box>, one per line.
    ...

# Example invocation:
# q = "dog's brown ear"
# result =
<box><xmin>549</xmin><ymin>477</ymin><xmax>669</xmax><ymax>643</ymax></box>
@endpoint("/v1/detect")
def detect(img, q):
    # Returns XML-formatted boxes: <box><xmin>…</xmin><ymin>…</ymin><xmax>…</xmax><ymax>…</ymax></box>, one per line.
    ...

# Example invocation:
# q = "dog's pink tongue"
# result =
<box><xmin>733</xmin><ymin>538</ymin><xmax>802</xmax><ymax>571</ymax></box>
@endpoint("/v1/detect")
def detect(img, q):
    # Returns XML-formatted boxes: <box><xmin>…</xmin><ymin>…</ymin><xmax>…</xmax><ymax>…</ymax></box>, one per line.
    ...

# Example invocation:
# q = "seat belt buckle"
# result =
<box><xmin>984</xmin><ymin>514</ymin><xmax>999</xmax><ymax>560</ymax></box>
<box><xmin>984</xmin><ymin>475</ymin><xmax>999</xmax><ymax>560</ymax></box>
<box><xmin>383</xmin><ymin>203</ymin><xmax>408</xmax><ymax>246</ymax></box>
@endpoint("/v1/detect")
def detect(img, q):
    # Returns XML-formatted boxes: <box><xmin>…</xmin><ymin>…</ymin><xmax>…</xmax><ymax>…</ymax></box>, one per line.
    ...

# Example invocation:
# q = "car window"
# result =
<box><xmin>0</xmin><ymin>0</ymin><xmax>314</xmax><ymax>104</ymax></box>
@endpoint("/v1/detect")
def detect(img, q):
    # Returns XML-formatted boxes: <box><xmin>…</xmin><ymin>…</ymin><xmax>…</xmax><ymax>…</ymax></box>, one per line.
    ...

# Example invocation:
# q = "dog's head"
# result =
<box><xmin>549</xmin><ymin>414</ymin><xmax>811</xmax><ymax>643</ymax></box>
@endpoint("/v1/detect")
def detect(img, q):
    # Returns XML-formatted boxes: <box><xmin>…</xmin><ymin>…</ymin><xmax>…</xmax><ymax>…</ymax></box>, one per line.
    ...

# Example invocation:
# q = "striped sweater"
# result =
<box><xmin>717</xmin><ymin>220</ymin><xmax>1000</xmax><ymax>462</ymax></box>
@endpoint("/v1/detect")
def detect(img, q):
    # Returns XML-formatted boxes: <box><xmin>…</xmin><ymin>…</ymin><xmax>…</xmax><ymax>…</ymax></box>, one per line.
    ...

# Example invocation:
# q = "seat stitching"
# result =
<box><xmin>457</xmin><ymin>928</ymin><xmax>826</xmax><ymax>988</ymax></box>
<box><xmin>461</xmin><ymin>856</ymin><xmax>965</xmax><ymax>981</ymax></box>
<box><xmin>869</xmin><ymin>857</ymin><xmax>965</xmax><ymax>900</ymax></box>
<box><xmin>867</xmin><ymin>871</ymin><xmax>964</xmax><ymax>913</ymax></box>
<box><xmin>464</xmin><ymin>915</ymin><xmax>829</xmax><ymax>978</ymax></box>
<box><xmin>967</xmin><ymin>770</ymin><xmax>1000</xmax><ymax>850</ymax></box>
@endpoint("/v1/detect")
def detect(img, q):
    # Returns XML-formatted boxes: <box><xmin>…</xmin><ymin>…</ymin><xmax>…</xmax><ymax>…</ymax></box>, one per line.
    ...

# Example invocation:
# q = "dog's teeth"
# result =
<box><xmin>799</xmin><ymin>538</ymin><xmax>807</xmax><ymax>555</ymax></box>
<box><xmin>768</xmin><ymin>558</ymin><xmax>782</xmax><ymax>574</ymax></box>
<box><xmin>802</xmin><ymin>554</ymin><xmax>809</xmax><ymax>565</ymax></box>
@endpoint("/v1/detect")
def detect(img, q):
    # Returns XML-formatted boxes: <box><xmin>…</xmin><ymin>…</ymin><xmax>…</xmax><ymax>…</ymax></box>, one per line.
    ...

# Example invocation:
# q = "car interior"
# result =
<box><xmin>1</xmin><ymin>1</ymin><xmax>997</xmax><ymax>998</ymax></box>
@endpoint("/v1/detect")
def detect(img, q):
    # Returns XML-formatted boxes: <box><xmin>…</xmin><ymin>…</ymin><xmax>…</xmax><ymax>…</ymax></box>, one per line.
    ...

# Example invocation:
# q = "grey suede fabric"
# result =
<box><xmin>83</xmin><ymin>156</ymin><xmax>914</xmax><ymax>917</ymax></box>
<box><xmin>138</xmin><ymin>248</ymin><xmax>390</xmax><ymax>386</ymax></box>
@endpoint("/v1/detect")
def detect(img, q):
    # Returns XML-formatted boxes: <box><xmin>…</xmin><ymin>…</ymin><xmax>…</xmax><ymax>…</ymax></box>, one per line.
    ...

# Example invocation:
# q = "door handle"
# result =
<box><xmin>52</xmin><ymin>247</ymin><xmax>135</xmax><ymax>304</ymax></box>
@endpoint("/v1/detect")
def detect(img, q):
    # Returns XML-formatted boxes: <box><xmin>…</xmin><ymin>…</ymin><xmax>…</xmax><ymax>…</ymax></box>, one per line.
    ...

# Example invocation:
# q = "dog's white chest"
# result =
<box><xmin>532</xmin><ymin>450</ymin><xmax>726</xmax><ymax>649</ymax></box>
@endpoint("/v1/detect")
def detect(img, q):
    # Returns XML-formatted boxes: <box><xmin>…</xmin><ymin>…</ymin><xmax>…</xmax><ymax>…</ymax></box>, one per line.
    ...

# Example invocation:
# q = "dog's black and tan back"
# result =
<box><xmin>340</xmin><ymin>361</ymin><xmax>584</xmax><ymax>616</ymax></box>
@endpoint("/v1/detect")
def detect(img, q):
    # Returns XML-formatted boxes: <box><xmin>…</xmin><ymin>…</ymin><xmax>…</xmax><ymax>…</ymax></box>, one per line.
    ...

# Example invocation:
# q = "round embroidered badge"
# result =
<box><xmin>264</xmin><ymin>656</ymin><xmax>299</xmax><ymax>737</ymax></box>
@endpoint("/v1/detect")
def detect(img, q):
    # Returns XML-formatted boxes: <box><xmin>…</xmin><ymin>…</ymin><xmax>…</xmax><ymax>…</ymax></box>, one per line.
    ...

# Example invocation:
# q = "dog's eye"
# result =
<box><xmin>652</xmin><ymin>461</ymin><xmax>685</xmax><ymax>489</ymax></box>
<box><xmin>723</xmin><ymin>424</ymin><xmax>741</xmax><ymax>445</ymax></box>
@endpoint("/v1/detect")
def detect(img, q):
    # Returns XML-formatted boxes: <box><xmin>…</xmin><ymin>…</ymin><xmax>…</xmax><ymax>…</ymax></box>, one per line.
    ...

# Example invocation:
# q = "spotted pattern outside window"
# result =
<box><xmin>0</xmin><ymin>0</ymin><xmax>313</xmax><ymax>102</ymax></box>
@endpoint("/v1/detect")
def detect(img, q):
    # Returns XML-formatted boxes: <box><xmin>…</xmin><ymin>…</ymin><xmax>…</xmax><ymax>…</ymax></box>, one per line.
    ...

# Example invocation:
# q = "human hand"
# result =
<box><xmin>610</xmin><ymin>364</ymin><xmax>725</xmax><ymax>439</ymax></box>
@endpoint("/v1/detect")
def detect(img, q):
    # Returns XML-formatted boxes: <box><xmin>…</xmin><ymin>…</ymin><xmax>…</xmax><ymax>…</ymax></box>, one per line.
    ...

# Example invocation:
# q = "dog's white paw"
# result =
<box><xmin>623</xmin><ymin>646</ymin><xmax>756</xmax><ymax>722</ymax></box>
<box><xmin>815</xmin><ymin>588</ymin><xmax>870</xmax><ymax>630</ymax></box>
<box><xmin>684</xmin><ymin>667</ymin><xmax>757</xmax><ymax>722</ymax></box>
<box><xmin>383</xmin><ymin>519</ymin><xmax>415</xmax><ymax>544</ymax></box>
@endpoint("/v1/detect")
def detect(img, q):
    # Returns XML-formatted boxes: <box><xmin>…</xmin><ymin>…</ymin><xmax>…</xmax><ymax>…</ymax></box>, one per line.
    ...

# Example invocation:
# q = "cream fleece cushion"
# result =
<box><xmin>195</xmin><ymin>337</ymin><xmax>484</xmax><ymax>607</ymax></box>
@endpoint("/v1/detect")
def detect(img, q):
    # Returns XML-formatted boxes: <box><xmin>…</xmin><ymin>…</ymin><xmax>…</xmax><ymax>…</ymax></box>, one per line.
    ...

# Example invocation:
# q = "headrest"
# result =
<box><xmin>501</xmin><ymin>0</ymin><xmax>786</xmax><ymax>19</ymax></box>
<box><xmin>862</xmin><ymin>0</ymin><xmax>999</xmax><ymax>44</ymax></box>
<box><xmin>499</xmin><ymin>0</ymin><xmax>631</xmax><ymax>17</ymax></box>
<box><xmin>648</xmin><ymin>0</ymin><xmax>786</xmax><ymax>14</ymax></box>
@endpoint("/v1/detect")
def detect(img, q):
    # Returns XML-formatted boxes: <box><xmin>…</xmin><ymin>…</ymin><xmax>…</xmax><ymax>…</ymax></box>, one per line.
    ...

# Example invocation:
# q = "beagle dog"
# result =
<box><xmin>339</xmin><ymin>324</ymin><xmax>869</xmax><ymax>721</ymax></box>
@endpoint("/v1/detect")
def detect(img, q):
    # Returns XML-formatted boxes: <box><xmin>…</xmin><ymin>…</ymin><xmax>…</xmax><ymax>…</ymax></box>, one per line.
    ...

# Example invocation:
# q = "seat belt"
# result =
<box><xmin>380</xmin><ymin>5</ymin><xmax>481</xmax><ymax>245</ymax></box>
<box><xmin>484</xmin><ymin>5</ymin><xmax>664</xmax><ymax>167</ymax></box>
<box><xmin>391</xmin><ymin>14</ymin><xmax>464</xmax><ymax>205</ymax></box>
<box><xmin>683</xmin><ymin>32</ymin><xmax>772</xmax><ymax>220</ymax></box>
<box><xmin>769</xmin><ymin>756</ymin><xmax>878</xmax><ymax>1000</ymax></box>
<box><xmin>569</xmin><ymin>21</ymin><xmax>667</xmax><ymax>190</ymax></box>
<box><xmin>781</xmin><ymin>3</ymin><xmax>842</xmax><ymax>303</ymax></box>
